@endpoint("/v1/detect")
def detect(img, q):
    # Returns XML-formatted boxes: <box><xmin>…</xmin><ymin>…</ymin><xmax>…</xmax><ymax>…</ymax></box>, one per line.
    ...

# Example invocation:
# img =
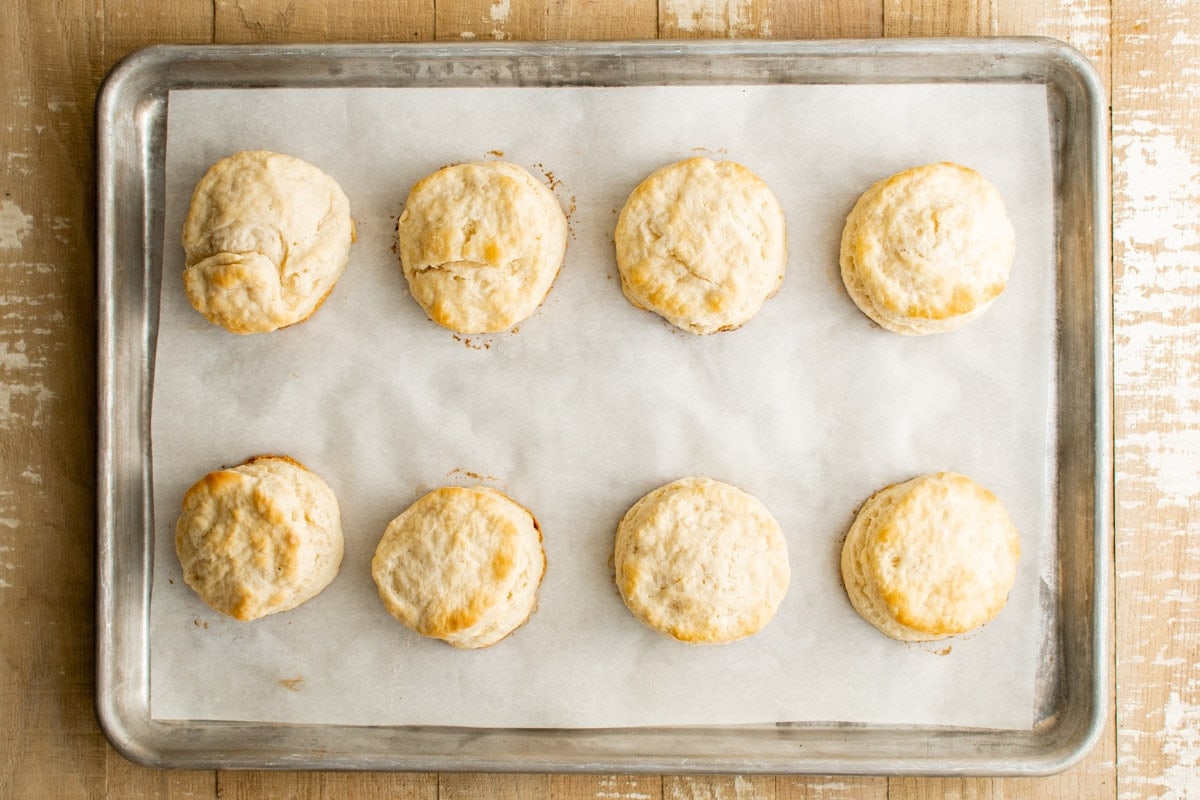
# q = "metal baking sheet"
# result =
<box><xmin>96</xmin><ymin>39</ymin><xmax>1111</xmax><ymax>774</ymax></box>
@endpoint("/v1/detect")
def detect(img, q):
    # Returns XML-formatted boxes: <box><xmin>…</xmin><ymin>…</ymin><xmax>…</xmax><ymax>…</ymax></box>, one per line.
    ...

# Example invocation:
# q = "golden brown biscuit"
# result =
<box><xmin>182</xmin><ymin>151</ymin><xmax>355</xmax><ymax>334</ymax></box>
<box><xmin>840</xmin><ymin>472</ymin><xmax>1021</xmax><ymax>641</ymax></box>
<box><xmin>614</xmin><ymin>157</ymin><xmax>787</xmax><ymax>334</ymax></box>
<box><xmin>174</xmin><ymin>455</ymin><xmax>344</xmax><ymax>621</ymax></box>
<box><xmin>371</xmin><ymin>485</ymin><xmax>546</xmax><ymax>649</ymax></box>
<box><xmin>614</xmin><ymin>477</ymin><xmax>790</xmax><ymax>644</ymax></box>
<box><xmin>397</xmin><ymin>161</ymin><xmax>568</xmax><ymax>334</ymax></box>
<box><xmin>839</xmin><ymin>162</ymin><xmax>1015</xmax><ymax>335</ymax></box>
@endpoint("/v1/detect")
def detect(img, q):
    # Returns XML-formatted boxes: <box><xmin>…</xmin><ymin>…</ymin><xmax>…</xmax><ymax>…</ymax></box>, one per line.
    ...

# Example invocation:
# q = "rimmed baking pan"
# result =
<box><xmin>97</xmin><ymin>38</ymin><xmax>1110</xmax><ymax>774</ymax></box>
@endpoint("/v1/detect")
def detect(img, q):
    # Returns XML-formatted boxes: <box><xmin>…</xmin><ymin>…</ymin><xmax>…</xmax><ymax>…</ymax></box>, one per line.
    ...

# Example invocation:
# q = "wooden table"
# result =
<box><xmin>3</xmin><ymin>0</ymin><xmax>1196</xmax><ymax>797</ymax></box>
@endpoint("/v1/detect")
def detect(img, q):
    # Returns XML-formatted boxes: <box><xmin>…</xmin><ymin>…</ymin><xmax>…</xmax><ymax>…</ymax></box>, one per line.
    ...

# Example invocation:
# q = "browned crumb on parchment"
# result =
<box><xmin>192</xmin><ymin>618</ymin><xmax>209</xmax><ymax>629</ymax></box>
<box><xmin>446</xmin><ymin>467</ymin><xmax>502</xmax><ymax>483</ymax></box>
<box><xmin>279</xmin><ymin>676</ymin><xmax>305</xmax><ymax>691</ymax></box>
<box><xmin>564</xmin><ymin>195</ymin><xmax>579</xmax><ymax>241</ymax></box>
<box><xmin>534</xmin><ymin>163</ymin><xmax>564</xmax><ymax>193</ymax></box>
<box><xmin>451</xmin><ymin>333</ymin><xmax>492</xmax><ymax>350</ymax></box>
<box><xmin>487</xmin><ymin>149</ymin><xmax>505</xmax><ymax>157</ymax></box>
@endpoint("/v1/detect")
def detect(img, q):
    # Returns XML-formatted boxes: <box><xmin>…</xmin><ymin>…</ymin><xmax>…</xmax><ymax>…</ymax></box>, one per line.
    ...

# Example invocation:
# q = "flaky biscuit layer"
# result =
<box><xmin>182</xmin><ymin>151</ymin><xmax>354</xmax><ymax>334</ymax></box>
<box><xmin>615</xmin><ymin>157</ymin><xmax>787</xmax><ymax>335</ymax></box>
<box><xmin>397</xmin><ymin>161</ymin><xmax>568</xmax><ymax>334</ymax></box>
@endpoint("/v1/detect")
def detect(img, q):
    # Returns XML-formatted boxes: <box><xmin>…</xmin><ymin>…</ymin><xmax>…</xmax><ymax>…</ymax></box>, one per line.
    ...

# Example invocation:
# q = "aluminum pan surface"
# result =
<box><xmin>96</xmin><ymin>38</ymin><xmax>1111</xmax><ymax>774</ymax></box>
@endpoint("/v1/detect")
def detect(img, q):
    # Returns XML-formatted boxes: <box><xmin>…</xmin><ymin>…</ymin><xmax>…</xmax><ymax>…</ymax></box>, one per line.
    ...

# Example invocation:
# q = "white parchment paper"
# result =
<box><xmin>150</xmin><ymin>84</ymin><xmax>1055</xmax><ymax>729</ymax></box>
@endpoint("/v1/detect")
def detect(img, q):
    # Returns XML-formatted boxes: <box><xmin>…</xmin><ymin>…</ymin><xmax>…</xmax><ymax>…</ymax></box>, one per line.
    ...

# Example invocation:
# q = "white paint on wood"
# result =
<box><xmin>1113</xmin><ymin>5</ymin><xmax>1200</xmax><ymax>791</ymax></box>
<box><xmin>1158</xmin><ymin>692</ymin><xmax>1200</xmax><ymax>799</ymax></box>
<box><xmin>1055</xmin><ymin>0</ymin><xmax>1109</xmax><ymax>60</ymax></box>
<box><xmin>661</xmin><ymin>0</ymin><xmax>760</xmax><ymax>37</ymax></box>
<box><xmin>593</xmin><ymin>775</ymin><xmax>652</xmax><ymax>800</ymax></box>
<box><xmin>1112</xmin><ymin>123</ymin><xmax>1200</xmax><ymax>507</ymax></box>
<box><xmin>665</xmin><ymin>776</ymin><xmax>762</xmax><ymax>800</ymax></box>
<box><xmin>6</xmin><ymin>149</ymin><xmax>32</xmax><ymax>176</ymax></box>
<box><xmin>489</xmin><ymin>0</ymin><xmax>511</xmax><ymax>24</ymax></box>
<box><xmin>592</xmin><ymin>775</ymin><xmax>653</xmax><ymax>800</ymax></box>
<box><xmin>0</xmin><ymin>200</ymin><xmax>32</xmax><ymax>249</ymax></box>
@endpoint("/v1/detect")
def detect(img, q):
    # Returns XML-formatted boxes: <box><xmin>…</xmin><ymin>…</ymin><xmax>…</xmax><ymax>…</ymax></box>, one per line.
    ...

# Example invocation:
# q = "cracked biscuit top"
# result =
<box><xmin>839</xmin><ymin>162</ymin><xmax>1015</xmax><ymax>335</ymax></box>
<box><xmin>614</xmin><ymin>157</ymin><xmax>787</xmax><ymax>335</ymax></box>
<box><xmin>397</xmin><ymin>161</ymin><xmax>568</xmax><ymax>334</ymax></box>
<box><xmin>182</xmin><ymin>151</ymin><xmax>354</xmax><ymax>334</ymax></box>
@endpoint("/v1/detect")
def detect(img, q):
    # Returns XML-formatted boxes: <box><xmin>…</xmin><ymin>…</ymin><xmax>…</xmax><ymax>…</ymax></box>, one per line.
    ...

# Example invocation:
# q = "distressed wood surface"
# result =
<box><xmin>1112</xmin><ymin>1</ymin><xmax>1200</xmax><ymax>799</ymax></box>
<box><xmin>3</xmin><ymin>0</ymin><xmax>1192</xmax><ymax>797</ymax></box>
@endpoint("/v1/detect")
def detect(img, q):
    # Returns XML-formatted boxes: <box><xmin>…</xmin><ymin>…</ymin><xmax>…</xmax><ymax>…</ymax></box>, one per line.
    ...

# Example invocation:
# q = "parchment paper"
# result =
<box><xmin>150</xmin><ymin>83</ymin><xmax>1055</xmax><ymax>729</ymax></box>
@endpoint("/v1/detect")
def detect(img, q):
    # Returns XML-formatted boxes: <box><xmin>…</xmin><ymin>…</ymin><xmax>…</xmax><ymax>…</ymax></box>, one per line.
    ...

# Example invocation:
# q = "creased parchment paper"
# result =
<box><xmin>150</xmin><ymin>83</ymin><xmax>1054</xmax><ymax>729</ymax></box>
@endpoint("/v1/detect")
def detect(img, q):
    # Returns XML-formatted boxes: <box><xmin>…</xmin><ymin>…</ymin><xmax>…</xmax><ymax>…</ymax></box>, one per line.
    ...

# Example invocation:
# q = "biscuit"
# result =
<box><xmin>614</xmin><ymin>157</ymin><xmax>787</xmax><ymax>334</ymax></box>
<box><xmin>839</xmin><ymin>162</ymin><xmax>1015</xmax><ymax>335</ymax></box>
<box><xmin>174</xmin><ymin>455</ymin><xmax>344</xmax><ymax>621</ymax></box>
<box><xmin>840</xmin><ymin>472</ymin><xmax>1021</xmax><ymax>641</ymax></box>
<box><xmin>182</xmin><ymin>151</ymin><xmax>355</xmax><ymax>334</ymax></box>
<box><xmin>371</xmin><ymin>486</ymin><xmax>546</xmax><ymax>649</ymax></box>
<box><xmin>397</xmin><ymin>161</ymin><xmax>568</xmax><ymax>334</ymax></box>
<box><xmin>614</xmin><ymin>477</ymin><xmax>789</xmax><ymax>644</ymax></box>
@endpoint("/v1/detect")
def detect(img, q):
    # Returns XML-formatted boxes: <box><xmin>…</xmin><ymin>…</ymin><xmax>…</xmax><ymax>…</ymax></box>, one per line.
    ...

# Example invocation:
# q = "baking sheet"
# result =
<box><xmin>149</xmin><ymin>83</ymin><xmax>1054</xmax><ymax>729</ymax></box>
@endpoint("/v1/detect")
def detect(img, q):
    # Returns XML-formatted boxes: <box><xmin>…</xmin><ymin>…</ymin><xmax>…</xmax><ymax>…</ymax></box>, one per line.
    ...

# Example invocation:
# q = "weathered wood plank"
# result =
<box><xmin>103</xmin><ymin>0</ymin><xmax>213</xmax><ymax>70</ymax></box>
<box><xmin>777</xmin><ymin>777</ymin><xmax>888</xmax><ymax>800</ymax></box>
<box><xmin>882</xmin><ymin>0</ymin><xmax>995</xmax><ymax>35</ymax></box>
<box><xmin>663</xmin><ymin>775</ymin><xmax>775</xmax><ymax>800</ymax></box>
<box><xmin>1111</xmin><ymin>0</ymin><xmax>1200</xmax><ymax>798</ymax></box>
<box><xmin>437</xmin><ymin>0</ymin><xmax>657</xmax><ymax>40</ymax></box>
<box><xmin>660</xmin><ymin>0</ymin><xmax>883</xmax><ymax>38</ymax></box>
<box><xmin>439</xmin><ymin>773</ymin><xmax>551</xmax><ymax>799</ymax></box>
<box><xmin>0</xmin><ymin>0</ymin><xmax>111</xmax><ymax>797</ymax></box>
<box><xmin>548</xmin><ymin>774</ymin><xmax>664</xmax><ymax>800</ymax></box>
<box><xmin>214</xmin><ymin>0</ymin><xmax>434</xmax><ymax>43</ymax></box>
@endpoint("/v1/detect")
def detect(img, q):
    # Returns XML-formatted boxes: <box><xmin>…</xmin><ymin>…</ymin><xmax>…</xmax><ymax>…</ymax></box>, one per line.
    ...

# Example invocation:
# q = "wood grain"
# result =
<box><xmin>214</xmin><ymin>0</ymin><xmax>434</xmax><ymax>44</ymax></box>
<box><xmin>437</xmin><ymin>0</ymin><xmax>657</xmax><ymax>41</ymax></box>
<box><xmin>103</xmin><ymin>0</ymin><xmax>213</xmax><ymax>69</ymax></box>
<box><xmin>549</xmin><ymin>774</ymin><xmax>664</xmax><ymax>800</ymax></box>
<box><xmin>0</xmin><ymin>1</ymin><xmax>107</xmax><ymax>797</ymax></box>
<box><xmin>659</xmin><ymin>0</ymin><xmax>883</xmax><ymax>38</ymax></box>
<box><xmin>1111</xmin><ymin>1</ymin><xmax>1200</xmax><ymax>798</ymax></box>
<box><xmin>883</xmin><ymin>0</ymin><xmax>997</xmax><ymax>35</ymax></box>
<box><xmin>777</xmin><ymin>777</ymin><xmax>888</xmax><ymax>800</ymax></box>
